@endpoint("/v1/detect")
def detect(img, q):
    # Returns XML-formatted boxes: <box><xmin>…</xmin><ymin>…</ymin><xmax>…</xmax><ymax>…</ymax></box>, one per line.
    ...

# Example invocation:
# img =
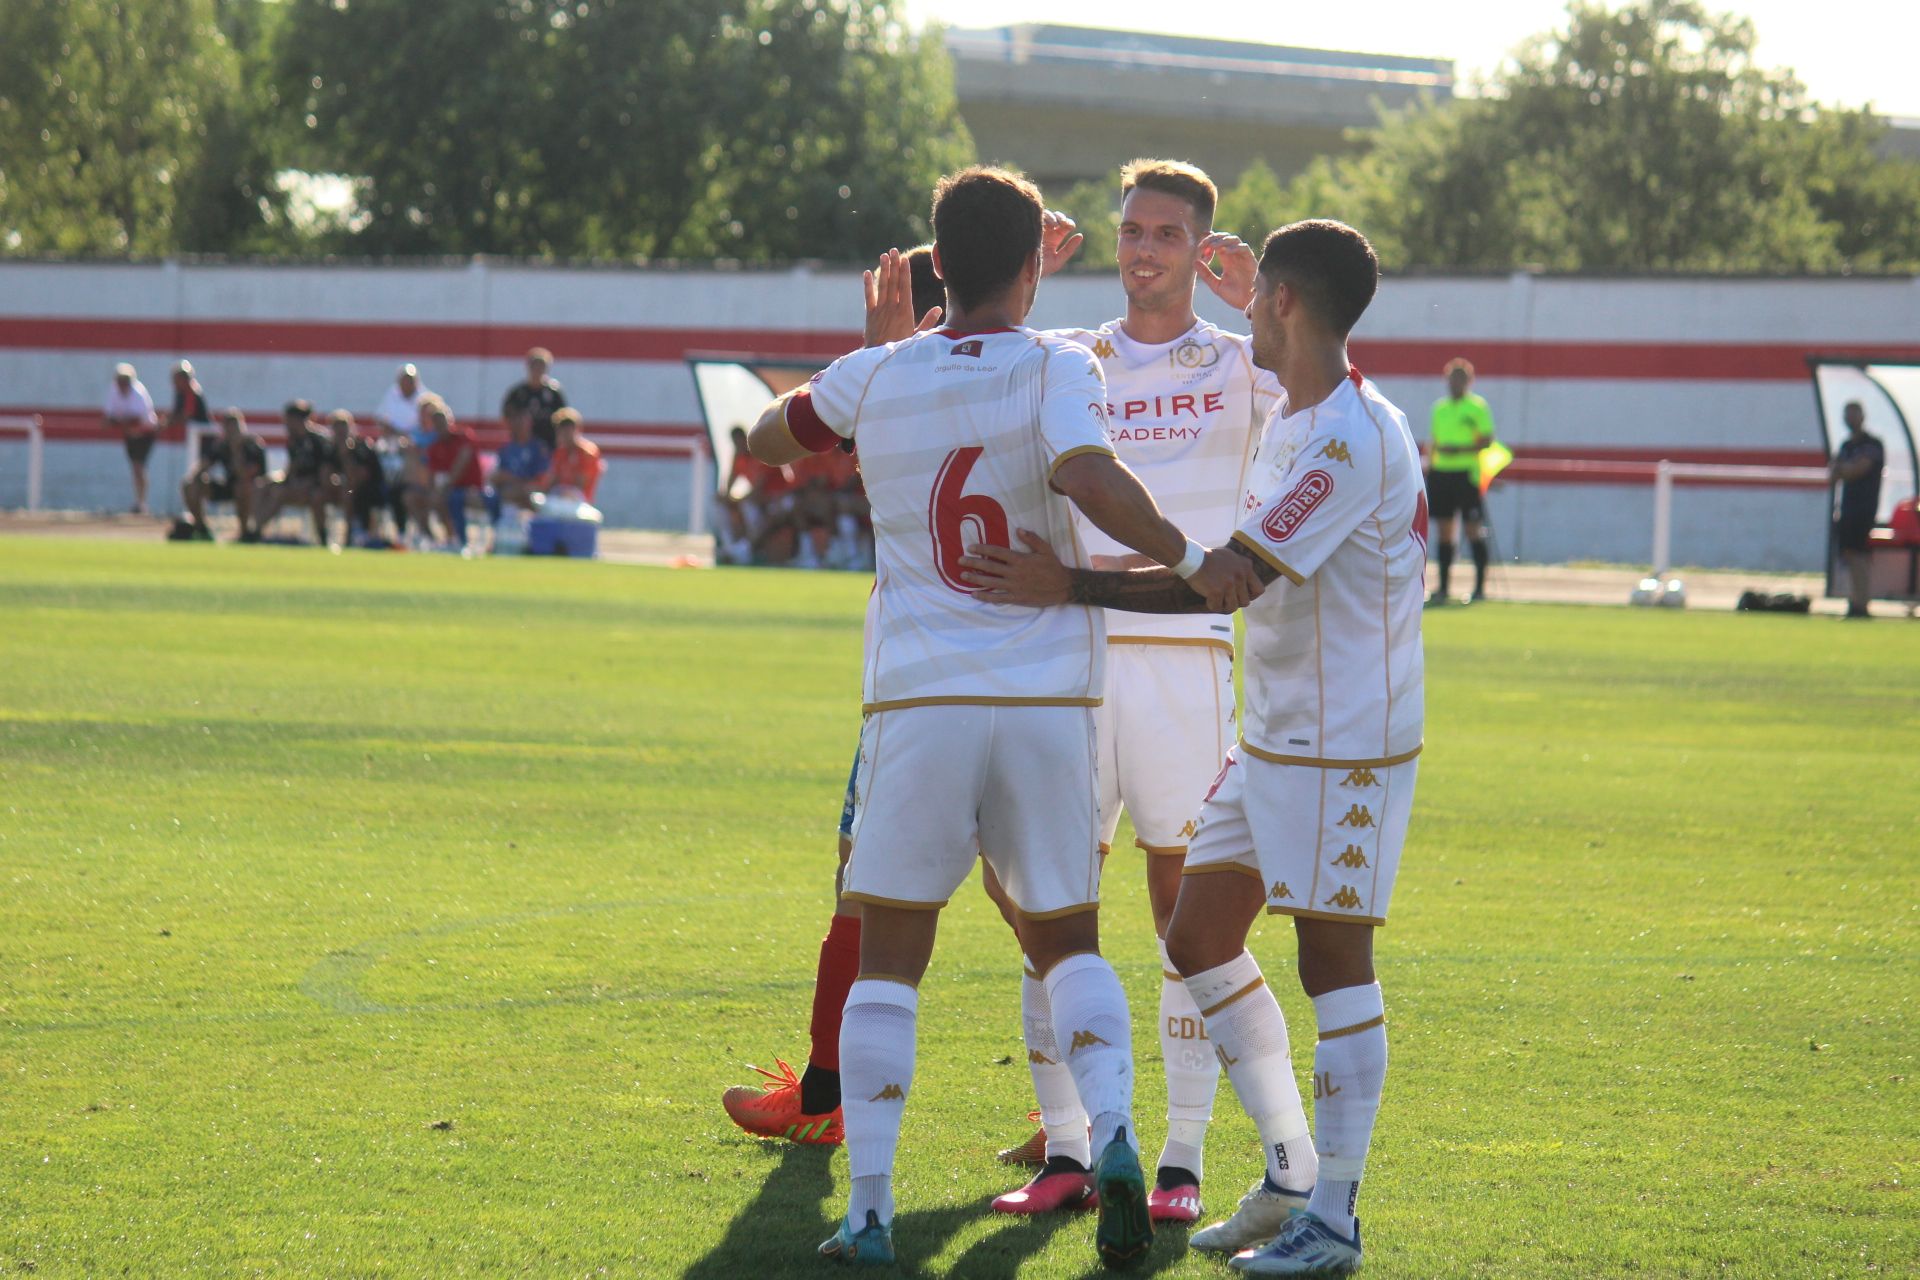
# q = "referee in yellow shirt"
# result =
<box><xmin>1426</xmin><ymin>358</ymin><xmax>1494</xmax><ymax>604</ymax></box>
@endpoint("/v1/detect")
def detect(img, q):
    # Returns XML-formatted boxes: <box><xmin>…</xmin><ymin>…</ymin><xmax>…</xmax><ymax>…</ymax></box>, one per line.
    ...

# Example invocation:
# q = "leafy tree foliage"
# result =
<box><xmin>0</xmin><ymin>0</ymin><xmax>245</xmax><ymax>254</ymax></box>
<box><xmin>273</xmin><ymin>0</ymin><xmax>971</xmax><ymax>259</ymax></box>
<box><xmin>1211</xmin><ymin>0</ymin><xmax>1920</xmax><ymax>272</ymax></box>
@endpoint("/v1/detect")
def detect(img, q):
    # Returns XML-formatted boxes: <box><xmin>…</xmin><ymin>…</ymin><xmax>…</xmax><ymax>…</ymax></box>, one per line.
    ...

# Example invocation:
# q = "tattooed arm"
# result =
<box><xmin>962</xmin><ymin>532</ymin><xmax>1278</xmax><ymax>613</ymax></box>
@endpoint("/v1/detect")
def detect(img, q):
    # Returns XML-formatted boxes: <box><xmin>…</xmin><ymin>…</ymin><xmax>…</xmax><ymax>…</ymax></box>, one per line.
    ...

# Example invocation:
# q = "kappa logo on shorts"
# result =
<box><xmin>1341</xmin><ymin>768</ymin><xmax>1379</xmax><ymax>787</ymax></box>
<box><xmin>1068</xmin><ymin>1030</ymin><xmax>1111</xmax><ymax>1053</ymax></box>
<box><xmin>1332</xmin><ymin>845</ymin><xmax>1370</xmax><ymax>869</ymax></box>
<box><xmin>1260</xmin><ymin>470</ymin><xmax>1334</xmax><ymax>543</ymax></box>
<box><xmin>1336</xmin><ymin>804</ymin><xmax>1374</xmax><ymax>829</ymax></box>
<box><xmin>1268</xmin><ymin>881</ymin><xmax>1293</xmax><ymax>900</ymax></box>
<box><xmin>870</xmin><ymin>1083</ymin><xmax>906</xmax><ymax>1102</ymax></box>
<box><xmin>1177</xmin><ymin>819</ymin><xmax>1197</xmax><ymax>840</ymax></box>
<box><xmin>1028</xmin><ymin>1049</ymin><xmax>1057</xmax><ymax>1066</ymax></box>
<box><xmin>1324</xmin><ymin>886</ymin><xmax>1364</xmax><ymax>910</ymax></box>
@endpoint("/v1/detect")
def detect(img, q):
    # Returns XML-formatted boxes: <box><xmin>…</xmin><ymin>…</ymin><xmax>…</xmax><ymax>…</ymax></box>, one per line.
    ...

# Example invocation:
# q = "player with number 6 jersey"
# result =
<box><xmin>744</xmin><ymin>166</ymin><xmax>1262</xmax><ymax>1270</ymax></box>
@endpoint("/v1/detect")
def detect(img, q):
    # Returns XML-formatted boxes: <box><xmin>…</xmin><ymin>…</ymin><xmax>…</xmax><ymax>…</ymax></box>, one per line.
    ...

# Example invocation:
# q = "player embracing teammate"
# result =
<box><xmin>743</xmin><ymin>166</ymin><xmax>1258</xmax><ymax>1268</ymax></box>
<box><xmin>967</xmin><ymin>218</ymin><xmax>1425</xmax><ymax>1276</ymax></box>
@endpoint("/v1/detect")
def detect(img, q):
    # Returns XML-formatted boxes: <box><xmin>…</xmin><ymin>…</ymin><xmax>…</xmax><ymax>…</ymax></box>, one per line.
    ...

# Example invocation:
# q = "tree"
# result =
<box><xmin>0</xmin><ymin>0</ymin><xmax>243</xmax><ymax>255</ymax></box>
<box><xmin>272</xmin><ymin>0</ymin><xmax>973</xmax><ymax>260</ymax></box>
<box><xmin>1217</xmin><ymin>0</ymin><xmax>1920</xmax><ymax>272</ymax></box>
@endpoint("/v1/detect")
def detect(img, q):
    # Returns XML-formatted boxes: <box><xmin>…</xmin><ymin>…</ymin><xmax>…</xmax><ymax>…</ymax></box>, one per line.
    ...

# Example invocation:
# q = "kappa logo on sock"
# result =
<box><xmin>1313</xmin><ymin>1071</ymin><xmax>1342</xmax><ymax>1100</ymax></box>
<box><xmin>869</xmin><ymin>1083</ymin><xmax>905</xmax><ymax>1102</ymax></box>
<box><xmin>1068</xmin><ymin>1030</ymin><xmax>1111</xmax><ymax>1053</ymax></box>
<box><xmin>1028</xmin><ymin>1049</ymin><xmax>1057</xmax><ymax>1066</ymax></box>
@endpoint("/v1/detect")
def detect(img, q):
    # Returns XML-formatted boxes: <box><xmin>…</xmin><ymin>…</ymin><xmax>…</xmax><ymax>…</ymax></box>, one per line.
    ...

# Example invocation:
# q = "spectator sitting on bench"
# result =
<box><xmin>485</xmin><ymin>404</ymin><xmax>550</xmax><ymax>528</ymax></box>
<box><xmin>537</xmin><ymin>409</ymin><xmax>605</xmax><ymax>505</ymax></box>
<box><xmin>177</xmin><ymin>408</ymin><xmax>265</xmax><ymax>540</ymax></box>
<box><xmin>410</xmin><ymin>401</ymin><xmax>485</xmax><ymax>549</ymax></box>
<box><xmin>248</xmin><ymin>401</ymin><xmax>339</xmax><ymax>545</ymax></box>
<box><xmin>328</xmin><ymin>409</ymin><xmax>388</xmax><ymax>545</ymax></box>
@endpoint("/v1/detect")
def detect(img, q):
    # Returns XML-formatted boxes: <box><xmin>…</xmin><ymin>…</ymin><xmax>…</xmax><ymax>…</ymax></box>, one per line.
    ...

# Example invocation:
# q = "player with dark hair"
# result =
<box><xmin>964</xmin><ymin>219</ymin><xmax>1424</xmax><ymax>1275</ymax></box>
<box><xmin>179</xmin><ymin>408</ymin><xmax>265</xmax><ymax>539</ymax></box>
<box><xmin>746</xmin><ymin>164</ymin><xmax>1259</xmax><ymax>1268</ymax></box>
<box><xmin>1426</xmin><ymin>357</ymin><xmax>1493</xmax><ymax>603</ymax></box>
<box><xmin>327</xmin><ymin>410</ymin><xmax>388</xmax><ymax>544</ymax></box>
<box><xmin>1829</xmin><ymin>400</ymin><xmax>1885</xmax><ymax>618</ymax></box>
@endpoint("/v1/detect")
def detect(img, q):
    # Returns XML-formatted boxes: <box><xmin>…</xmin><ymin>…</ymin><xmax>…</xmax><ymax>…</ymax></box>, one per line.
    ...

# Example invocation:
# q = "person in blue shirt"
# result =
<box><xmin>486</xmin><ymin>404</ymin><xmax>551</xmax><ymax>527</ymax></box>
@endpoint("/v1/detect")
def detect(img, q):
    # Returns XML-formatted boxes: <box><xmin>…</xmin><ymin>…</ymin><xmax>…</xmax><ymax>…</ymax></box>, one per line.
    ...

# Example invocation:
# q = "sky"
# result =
<box><xmin>909</xmin><ymin>0</ymin><xmax>1920</xmax><ymax>119</ymax></box>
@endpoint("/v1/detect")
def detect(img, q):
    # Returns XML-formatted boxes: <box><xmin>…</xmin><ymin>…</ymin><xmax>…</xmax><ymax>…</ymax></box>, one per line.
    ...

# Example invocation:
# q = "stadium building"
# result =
<box><xmin>946</xmin><ymin>24</ymin><xmax>1454</xmax><ymax>190</ymax></box>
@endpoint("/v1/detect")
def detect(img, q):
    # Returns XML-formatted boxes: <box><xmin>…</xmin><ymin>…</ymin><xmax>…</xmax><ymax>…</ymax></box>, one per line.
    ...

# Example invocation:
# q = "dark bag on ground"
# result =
<box><xmin>1736</xmin><ymin>590</ymin><xmax>1811</xmax><ymax>613</ymax></box>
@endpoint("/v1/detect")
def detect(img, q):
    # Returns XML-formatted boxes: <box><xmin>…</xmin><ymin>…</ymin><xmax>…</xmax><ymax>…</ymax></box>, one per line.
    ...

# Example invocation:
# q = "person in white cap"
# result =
<box><xmin>102</xmin><ymin>362</ymin><xmax>159</xmax><ymax>514</ymax></box>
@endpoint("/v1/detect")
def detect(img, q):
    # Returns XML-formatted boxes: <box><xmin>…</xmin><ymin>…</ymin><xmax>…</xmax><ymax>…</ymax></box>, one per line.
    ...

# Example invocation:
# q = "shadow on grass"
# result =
<box><xmin>682</xmin><ymin>1142</ymin><xmax>1185</xmax><ymax>1278</ymax></box>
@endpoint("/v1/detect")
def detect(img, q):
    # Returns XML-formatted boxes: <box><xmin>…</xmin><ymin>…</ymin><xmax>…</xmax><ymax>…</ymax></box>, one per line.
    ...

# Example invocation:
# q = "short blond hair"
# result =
<box><xmin>526</xmin><ymin>347</ymin><xmax>553</xmax><ymax>365</ymax></box>
<box><xmin>1444</xmin><ymin>358</ymin><xmax>1475</xmax><ymax>379</ymax></box>
<box><xmin>1120</xmin><ymin>159</ymin><xmax>1217</xmax><ymax>232</ymax></box>
<box><xmin>551</xmin><ymin>408</ymin><xmax>582</xmax><ymax>430</ymax></box>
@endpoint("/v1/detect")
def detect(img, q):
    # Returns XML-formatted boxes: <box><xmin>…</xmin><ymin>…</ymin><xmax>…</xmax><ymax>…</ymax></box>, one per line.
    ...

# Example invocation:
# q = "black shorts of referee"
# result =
<box><xmin>1426</xmin><ymin>468</ymin><xmax>1484</xmax><ymax>522</ymax></box>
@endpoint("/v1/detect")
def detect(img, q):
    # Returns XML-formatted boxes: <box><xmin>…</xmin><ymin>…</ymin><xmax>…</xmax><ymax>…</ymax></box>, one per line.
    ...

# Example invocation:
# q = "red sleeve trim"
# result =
<box><xmin>784</xmin><ymin>389</ymin><xmax>841</xmax><ymax>454</ymax></box>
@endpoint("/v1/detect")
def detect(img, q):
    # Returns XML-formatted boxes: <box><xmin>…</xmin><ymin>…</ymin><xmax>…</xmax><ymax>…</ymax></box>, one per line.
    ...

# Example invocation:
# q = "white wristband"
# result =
<box><xmin>1170</xmin><ymin>537</ymin><xmax>1207</xmax><ymax>580</ymax></box>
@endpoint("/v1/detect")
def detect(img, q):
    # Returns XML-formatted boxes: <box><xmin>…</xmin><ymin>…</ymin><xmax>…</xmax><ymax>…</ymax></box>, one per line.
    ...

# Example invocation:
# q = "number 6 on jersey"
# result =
<box><xmin>932</xmin><ymin>446</ymin><xmax>1009</xmax><ymax>593</ymax></box>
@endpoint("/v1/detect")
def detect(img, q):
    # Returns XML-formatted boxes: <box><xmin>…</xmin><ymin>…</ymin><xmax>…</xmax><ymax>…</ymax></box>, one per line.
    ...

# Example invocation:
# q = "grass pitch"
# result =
<box><xmin>1</xmin><ymin>538</ymin><xmax>1914</xmax><ymax>1278</ymax></box>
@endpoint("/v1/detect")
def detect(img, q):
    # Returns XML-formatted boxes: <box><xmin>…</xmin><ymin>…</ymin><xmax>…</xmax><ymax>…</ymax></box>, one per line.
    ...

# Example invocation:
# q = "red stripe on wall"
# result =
<box><xmin>6</xmin><ymin>316</ymin><xmax>1919</xmax><ymax>379</ymax></box>
<box><xmin>0</xmin><ymin>317</ymin><xmax>858</xmax><ymax>363</ymax></box>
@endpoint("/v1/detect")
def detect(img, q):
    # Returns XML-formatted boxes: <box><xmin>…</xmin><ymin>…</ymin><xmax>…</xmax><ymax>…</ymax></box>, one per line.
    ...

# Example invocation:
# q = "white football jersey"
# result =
<box><xmin>1229</xmin><ymin>368</ymin><xmax>1426</xmax><ymax>767</ymax></box>
<box><xmin>1049</xmin><ymin>319</ymin><xmax>1277</xmax><ymax>649</ymax></box>
<box><xmin>786</xmin><ymin>326</ymin><xmax>1116</xmax><ymax>712</ymax></box>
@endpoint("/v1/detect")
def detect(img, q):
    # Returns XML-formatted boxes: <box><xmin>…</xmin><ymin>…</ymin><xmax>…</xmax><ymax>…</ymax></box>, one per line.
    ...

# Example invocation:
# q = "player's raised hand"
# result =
<box><xmin>1185</xmin><ymin>546</ymin><xmax>1266</xmax><ymax>612</ymax></box>
<box><xmin>1039</xmin><ymin>210</ymin><xmax>1085</xmax><ymax>279</ymax></box>
<box><xmin>862</xmin><ymin>249</ymin><xmax>940</xmax><ymax>347</ymax></box>
<box><xmin>1198</xmin><ymin>233</ymin><xmax>1258</xmax><ymax>311</ymax></box>
<box><xmin>960</xmin><ymin>530</ymin><xmax>1070</xmax><ymax>606</ymax></box>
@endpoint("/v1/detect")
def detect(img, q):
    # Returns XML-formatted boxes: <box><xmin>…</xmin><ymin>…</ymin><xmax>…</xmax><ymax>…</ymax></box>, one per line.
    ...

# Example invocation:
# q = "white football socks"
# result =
<box><xmin>1156</xmin><ymin>936</ymin><xmax>1218</xmax><ymax>1180</ymax></box>
<box><xmin>1020</xmin><ymin>954</ymin><xmax>1092</xmax><ymax>1167</ymax></box>
<box><xmin>1043</xmin><ymin>952</ymin><xmax>1136</xmax><ymax>1155</ymax></box>
<box><xmin>1183</xmin><ymin>951</ymin><xmax>1316</xmax><ymax>1193</ymax></box>
<box><xmin>1306</xmin><ymin>982</ymin><xmax>1387</xmax><ymax>1238</ymax></box>
<box><xmin>839</xmin><ymin>978</ymin><xmax>918</xmax><ymax>1226</ymax></box>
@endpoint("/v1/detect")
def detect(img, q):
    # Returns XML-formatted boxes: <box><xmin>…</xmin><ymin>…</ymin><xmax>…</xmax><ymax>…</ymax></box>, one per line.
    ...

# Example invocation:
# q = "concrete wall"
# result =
<box><xmin>4</xmin><ymin>259</ymin><xmax>1918</xmax><ymax>567</ymax></box>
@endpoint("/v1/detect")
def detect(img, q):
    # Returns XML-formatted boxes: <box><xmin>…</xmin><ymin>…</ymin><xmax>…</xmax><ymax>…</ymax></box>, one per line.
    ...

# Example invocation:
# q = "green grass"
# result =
<box><xmin>1</xmin><ymin>537</ymin><xmax>1914</xmax><ymax>1278</ymax></box>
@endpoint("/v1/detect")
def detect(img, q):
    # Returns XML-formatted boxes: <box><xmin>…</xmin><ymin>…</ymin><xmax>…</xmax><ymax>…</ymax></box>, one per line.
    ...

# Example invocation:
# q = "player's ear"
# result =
<box><xmin>930</xmin><ymin>246</ymin><xmax>945</xmax><ymax>280</ymax></box>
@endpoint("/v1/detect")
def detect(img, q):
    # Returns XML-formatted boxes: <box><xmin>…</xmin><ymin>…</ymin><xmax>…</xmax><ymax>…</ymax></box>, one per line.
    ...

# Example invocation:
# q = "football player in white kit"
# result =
<box><xmin>746</xmin><ymin>166</ymin><xmax>1262</xmax><ymax>1270</ymax></box>
<box><xmin>976</xmin><ymin>161</ymin><xmax>1281</xmax><ymax>1226</ymax></box>
<box><xmin>963</xmin><ymin>219</ymin><xmax>1425</xmax><ymax>1277</ymax></box>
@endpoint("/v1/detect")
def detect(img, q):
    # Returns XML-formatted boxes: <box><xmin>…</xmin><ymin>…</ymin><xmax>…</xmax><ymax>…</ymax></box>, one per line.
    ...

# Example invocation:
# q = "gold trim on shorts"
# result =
<box><xmin>843</xmin><ymin>891</ymin><xmax>949</xmax><ymax>911</ymax></box>
<box><xmin>1239</xmin><ymin>740</ymin><xmax>1423</xmax><ymax>769</ymax></box>
<box><xmin>862</xmin><ymin>694</ymin><xmax>1102</xmax><ymax>713</ymax></box>
<box><xmin>1136</xmin><ymin>840</ymin><xmax>1189</xmax><ymax>856</ymax></box>
<box><xmin>1107</xmin><ymin>635</ymin><xmax>1236</xmax><ymax>656</ymax></box>
<box><xmin>1017</xmin><ymin>900</ymin><xmax>1101</xmax><ymax>923</ymax></box>
<box><xmin>1264</xmin><ymin>903</ymin><xmax>1386</xmax><ymax>926</ymax></box>
<box><xmin>1182</xmin><ymin>862</ymin><xmax>1263</xmax><ymax>881</ymax></box>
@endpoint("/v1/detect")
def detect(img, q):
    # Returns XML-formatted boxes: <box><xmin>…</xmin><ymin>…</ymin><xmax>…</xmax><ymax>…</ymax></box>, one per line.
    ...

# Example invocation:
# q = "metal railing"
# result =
<box><xmin>0</xmin><ymin>414</ymin><xmax>44</xmax><ymax>511</ymax></box>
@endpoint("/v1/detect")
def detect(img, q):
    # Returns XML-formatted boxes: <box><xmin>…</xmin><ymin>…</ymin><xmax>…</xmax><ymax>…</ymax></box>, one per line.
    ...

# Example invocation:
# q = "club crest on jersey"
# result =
<box><xmin>1171</xmin><ymin>338</ymin><xmax>1220</xmax><ymax>370</ymax></box>
<box><xmin>1260</xmin><ymin>470</ymin><xmax>1333</xmax><ymax>542</ymax></box>
<box><xmin>950</xmin><ymin>340</ymin><xmax>984</xmax><ymax>358</ymax></box>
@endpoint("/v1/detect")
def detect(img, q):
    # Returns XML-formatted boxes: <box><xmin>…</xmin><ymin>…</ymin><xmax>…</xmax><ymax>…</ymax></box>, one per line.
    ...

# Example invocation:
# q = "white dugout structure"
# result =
<box><xmin>2</xmin><ymin>259</ymin><xmax>1917</xmax><ymax>570</ymax></box>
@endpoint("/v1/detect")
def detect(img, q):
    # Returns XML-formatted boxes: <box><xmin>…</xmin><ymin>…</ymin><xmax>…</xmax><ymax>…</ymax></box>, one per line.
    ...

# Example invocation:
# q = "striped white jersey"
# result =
<box><xmin>784</xmin><ymin>326</ymin><xmax>1116</xmax><ymax>712</ymax></box>
<box><xmin>1048</xmin><ymin>319</ymin><xmax>1278</xmax><ymax>650</ymax></box>
<box><xmin>1229</xmin><ymin>369</ymin><xmax>1427</xmax><ymax>767</ymax></box>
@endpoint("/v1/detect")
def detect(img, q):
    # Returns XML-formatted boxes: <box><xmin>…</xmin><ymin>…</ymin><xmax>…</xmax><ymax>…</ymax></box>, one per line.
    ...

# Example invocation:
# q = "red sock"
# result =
<box><xmin>807</xmin><ymin>913</ymin><xmax>862</xmax><ymax>1072</ymax></box>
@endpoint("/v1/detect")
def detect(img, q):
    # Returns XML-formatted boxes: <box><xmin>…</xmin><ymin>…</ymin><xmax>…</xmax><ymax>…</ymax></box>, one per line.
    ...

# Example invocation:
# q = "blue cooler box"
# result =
<box><xmin>527</xmin><ymin>517</ymin><xmax>598</xmax><ymax>557</ymax></box>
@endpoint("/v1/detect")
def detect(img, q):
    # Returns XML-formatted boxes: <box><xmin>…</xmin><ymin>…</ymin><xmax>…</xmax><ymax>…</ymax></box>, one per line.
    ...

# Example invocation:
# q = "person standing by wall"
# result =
<box><xmin>102</xmin><ymin>362</ymin><xmax>159</xmax><ymax>514</ymax></box>
<box><xmin>1425</xmin><ymin>358</ymin><xmax>1494</xmax><ymax>604</ymax></box>
<box><xmin>1830</xmin><ymin>401</ymin><xmax>1885</xmax><ymax>619</ymax></box>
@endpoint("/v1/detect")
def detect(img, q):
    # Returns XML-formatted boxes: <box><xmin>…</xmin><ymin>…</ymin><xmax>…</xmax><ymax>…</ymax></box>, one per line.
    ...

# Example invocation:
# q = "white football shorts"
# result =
<box><xmin>1182</xmin><ymin>746</ymin><xmax>1418</xmax><ymax>926</ymax></box>
<box><xmin>1094</xmin><ymin>642</ymin><xmax>1235</xmax><ymax>855</ymax></box>
<box><xmin>844</xmin><ymin>703</ymin><xmax>1102</xmax><ymax>919</ymax></box>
